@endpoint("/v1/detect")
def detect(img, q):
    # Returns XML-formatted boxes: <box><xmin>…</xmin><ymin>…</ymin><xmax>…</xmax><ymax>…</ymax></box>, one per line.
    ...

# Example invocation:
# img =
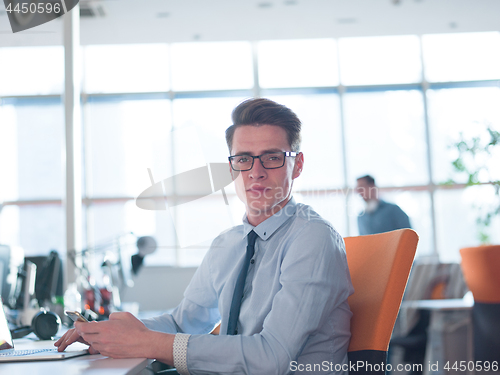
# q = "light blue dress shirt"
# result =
<box><xmin>142</xmin><ymin>197</ymin><xmax>354</xmax><ymax>374</ymax></box>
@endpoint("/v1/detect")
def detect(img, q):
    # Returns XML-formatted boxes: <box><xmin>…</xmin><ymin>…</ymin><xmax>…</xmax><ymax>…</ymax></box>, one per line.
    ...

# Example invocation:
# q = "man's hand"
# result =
<box><xmin>72</xmin><ymin>312</ymin><xmax>175</xmax><ymax>364</ymax></box>
<box><xmin>54</xmin><ymin>326</ymin><xmax>100</xmax><ymax>354</ymax></box>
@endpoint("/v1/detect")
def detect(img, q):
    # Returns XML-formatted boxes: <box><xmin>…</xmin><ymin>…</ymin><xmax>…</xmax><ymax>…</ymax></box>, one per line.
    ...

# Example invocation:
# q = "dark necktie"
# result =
<box><xmin>227</xmin><ymin>230</ymin><xmax>258</xmax><ymax>335</ymax></box>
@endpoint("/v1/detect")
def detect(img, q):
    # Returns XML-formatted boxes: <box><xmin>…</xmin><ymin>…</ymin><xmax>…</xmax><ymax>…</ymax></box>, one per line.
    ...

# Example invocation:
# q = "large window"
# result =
<box><xmin>338</xmin><ymin>35</ymin><xmax>422</xmax><ymax>85</ymax></box>
<box><xmin>343</xmin><ymin>90</ymin><xmax>428</xmax><ymax>187</ymax></box>
<box><xmin>1</xmin><ymin>32</ymin><xmax>499</xmax><ymax>265</ymax></box>
<box><xmin>258</xmin><ymin>39</ymin><xmax>339</xmax><ymax>88</ymax></box>
<box><xmin>422</xmin><ymin>32</ymin><xmax>500</xmax><ymax>82</ymax></box>
<box><xmin>0</xmin><ymin>46</ymin><xmax>64</xmax><ymax>96</ymax></box>
<box><xmin>0</xmin><ymin>97</ymin><xmax>65</xmax><ymax>256</ymax></box>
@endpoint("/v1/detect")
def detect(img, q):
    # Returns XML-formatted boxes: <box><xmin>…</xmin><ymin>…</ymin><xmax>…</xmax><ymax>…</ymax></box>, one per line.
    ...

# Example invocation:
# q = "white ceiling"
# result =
<box><xmin>0</xmin><ymin>0</ymin><xmax>499</xmax><ymax>47</ymax></box>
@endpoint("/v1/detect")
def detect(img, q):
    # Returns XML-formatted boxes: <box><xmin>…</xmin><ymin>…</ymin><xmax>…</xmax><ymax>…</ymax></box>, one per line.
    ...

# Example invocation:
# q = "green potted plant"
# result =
<box><xmin>447</xmin><ymin>124</ymin><xmax>500</xmax><ymax>243</ymax></box>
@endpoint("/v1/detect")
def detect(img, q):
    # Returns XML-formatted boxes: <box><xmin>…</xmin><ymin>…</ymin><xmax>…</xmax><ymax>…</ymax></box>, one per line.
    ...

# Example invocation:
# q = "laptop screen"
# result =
<box><xmin>0</xmin><ymin>299</ymin><xmax>14</xmax><ymax>350</ymax></box>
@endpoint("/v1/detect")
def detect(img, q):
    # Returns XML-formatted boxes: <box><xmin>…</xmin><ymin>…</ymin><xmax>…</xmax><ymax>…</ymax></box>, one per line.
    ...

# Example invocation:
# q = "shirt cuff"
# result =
<box><xmin>172</xmin><ymin>333</ymin><xmax>191</xmax><ymax>375</ymax></box>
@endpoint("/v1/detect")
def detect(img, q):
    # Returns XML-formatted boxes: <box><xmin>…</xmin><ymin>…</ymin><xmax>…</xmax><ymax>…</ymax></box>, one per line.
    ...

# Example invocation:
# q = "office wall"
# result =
<box><xmin>121</xmin><ymin>266</ymin><xmax>197</xmax><ymax>311</ymax></box>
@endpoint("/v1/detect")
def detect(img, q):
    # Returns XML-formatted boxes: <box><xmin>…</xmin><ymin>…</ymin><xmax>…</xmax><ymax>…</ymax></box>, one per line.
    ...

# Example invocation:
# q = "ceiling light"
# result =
<box><xmin>258</xmin><ymin>2</ymin><xmax>273</xmax><ymax>8</ymax></box>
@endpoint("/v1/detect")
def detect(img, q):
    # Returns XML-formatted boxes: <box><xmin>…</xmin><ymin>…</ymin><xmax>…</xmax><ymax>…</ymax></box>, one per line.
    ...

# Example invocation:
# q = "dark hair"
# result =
<box><xmin>225</xmin><ymin>98</ymin><xmax>302</xmax><ymax>153</ymax></box>
<box><xmin>357</xmin><ymin>175</ymin><xmax>376</xmax><ymax>186</ymax></box>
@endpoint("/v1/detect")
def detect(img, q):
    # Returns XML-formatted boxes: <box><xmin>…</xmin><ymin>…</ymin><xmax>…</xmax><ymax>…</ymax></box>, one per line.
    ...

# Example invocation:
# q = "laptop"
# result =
<box><xmin>0</xmin><ymin>299</ymin><xmax>89</xmax><ymax>362</ymax></box>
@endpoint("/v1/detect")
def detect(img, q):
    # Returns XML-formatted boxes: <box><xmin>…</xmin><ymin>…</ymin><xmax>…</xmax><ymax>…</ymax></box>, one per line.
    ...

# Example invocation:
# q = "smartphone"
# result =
<box><xmin>65</xmin><ymin>310</ymin><xmax>89</xmax><ymax>323</ymax></box>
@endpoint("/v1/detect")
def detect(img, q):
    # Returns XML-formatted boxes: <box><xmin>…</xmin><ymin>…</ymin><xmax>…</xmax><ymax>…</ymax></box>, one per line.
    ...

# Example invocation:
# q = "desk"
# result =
<box><xmin>401</xmin><ymin>298</ymin><xmax>473</xmax><ymax>311</ymax></box>
<box><xmin>0</xmin><ymin>337</ymin><xmax>152</xmax><ymax>375</ymax></box>
<box><xmin>401</xmin><ymin>299</ymin><xmax>474</xmax><ymax>375</ymax></box>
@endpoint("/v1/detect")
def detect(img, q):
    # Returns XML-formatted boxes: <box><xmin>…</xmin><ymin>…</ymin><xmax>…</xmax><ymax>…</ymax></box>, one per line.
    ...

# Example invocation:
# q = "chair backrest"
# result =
<box><xmin>344</xmin><ymin>229</ymin><xmax>418</xmax><ymax>354</ymax></box>
<box><xmin>460</xmin><ymin>245</ymin><xmax>500</xmax><ymax>363</ymax></box>
<box><xmin>460</xmin><ymin>245</ymin><xmax>500</xmax><ymax>303</ymax></box>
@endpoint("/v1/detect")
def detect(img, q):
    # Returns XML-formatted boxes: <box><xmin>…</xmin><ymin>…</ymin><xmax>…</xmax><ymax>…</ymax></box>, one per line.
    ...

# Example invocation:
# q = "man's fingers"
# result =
<box><xmin>75</xmin><ymin>320</ymin><xmax>100</xmax><ymax>334</ymax></box>
<box><xmin>88</xmin><ymin>346</ymin><xmax>100</xmax><ymax>355</ymax></box>
<box><xmin>56</xmin><ymin>329</ymin><xmax>75</xmax><ymax>344</ymax></box>
<box><xmin>55</xmin><ymin>328</ymin><xmax>89</xmax><ymax>352</ymax></box>
<box><xmin>54</xmin><ymin>334</ymin><xmax>65</xmax><ymax>346</ymax></box>
<box><xmin>56</xmin><ymin>337</ymin><xmax>70</xmax><ymax>351</ymax></box>
<box><xmin>54</xmin><ymin>329</ymin><xmax>76</xmax><ymax>350</ymax></box>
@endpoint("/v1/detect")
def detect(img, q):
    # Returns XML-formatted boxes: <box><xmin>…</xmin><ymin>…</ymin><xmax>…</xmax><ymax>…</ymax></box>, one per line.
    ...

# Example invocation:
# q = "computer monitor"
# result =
<box><xmin>0</xmin><ymin>245</ymin><xmax>24</xmax><ymax>309</ymax></box>
<box><xmin>14</xmin><ymin>251</ymin><xmax>64</xmax><ymax>309</ymax></box>
<box><xmin>26</xmin><ymin>251</ymin><xmax>63</xmax><ymax>306</ymax></box>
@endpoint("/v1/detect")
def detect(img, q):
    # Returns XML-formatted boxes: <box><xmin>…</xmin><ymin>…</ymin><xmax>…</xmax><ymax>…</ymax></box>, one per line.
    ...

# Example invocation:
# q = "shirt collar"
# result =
<box><xmin>242</xmin><ymin>197</ymin><xmax>297</xmax><ymax>241</ymax></box>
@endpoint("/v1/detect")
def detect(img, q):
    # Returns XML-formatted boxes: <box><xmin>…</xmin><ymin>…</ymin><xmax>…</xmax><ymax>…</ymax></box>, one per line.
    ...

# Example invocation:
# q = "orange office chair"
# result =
<box><xmin>344</xmin><ymin>229</ymin><xmax>419</xmax><ymax>374</ymax></box>
<box><xmin>460</xmin><ymin>245</ymin><xmax>500</xmax><ymax>363</ymax></box>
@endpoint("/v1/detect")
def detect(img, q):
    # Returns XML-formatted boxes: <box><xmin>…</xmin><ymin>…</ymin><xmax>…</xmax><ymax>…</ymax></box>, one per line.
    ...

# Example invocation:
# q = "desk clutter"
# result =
<box><xmin>0</xmin><ymin>234</ymin><xmax>157</xmax><ymax>339</ymax></box>
<box><xmin>390</xmin><ymin>257</ymin><xmax>500</xmax><ymax>375</ymax></box>
<box><xmin>390</xmin><ymin>261</ymin><xmax>471</xmax><ymax>375</ymax></box>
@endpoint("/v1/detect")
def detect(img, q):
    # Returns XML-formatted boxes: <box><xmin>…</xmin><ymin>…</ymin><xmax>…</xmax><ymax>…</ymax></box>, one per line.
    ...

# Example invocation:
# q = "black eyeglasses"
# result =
<box><xmin>228</xmin><ymin>152</ymin><xmax>298</xmax><ymax>171</ymax></box>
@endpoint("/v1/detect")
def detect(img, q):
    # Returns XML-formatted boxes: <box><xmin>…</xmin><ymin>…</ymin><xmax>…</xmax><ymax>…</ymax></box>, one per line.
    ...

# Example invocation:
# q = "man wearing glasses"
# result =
<box><xmin>56</xmin><ymin>98</ymin><xmax>353</xmax><ymax>375</ymax></box>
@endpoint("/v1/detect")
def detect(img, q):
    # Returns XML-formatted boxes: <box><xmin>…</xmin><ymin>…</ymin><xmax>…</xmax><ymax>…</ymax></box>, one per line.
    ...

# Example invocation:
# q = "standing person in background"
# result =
<box><xmin>356</xmin><ymin>175</ymin><xmax>411</xmax><ymax>235</ymax></box>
